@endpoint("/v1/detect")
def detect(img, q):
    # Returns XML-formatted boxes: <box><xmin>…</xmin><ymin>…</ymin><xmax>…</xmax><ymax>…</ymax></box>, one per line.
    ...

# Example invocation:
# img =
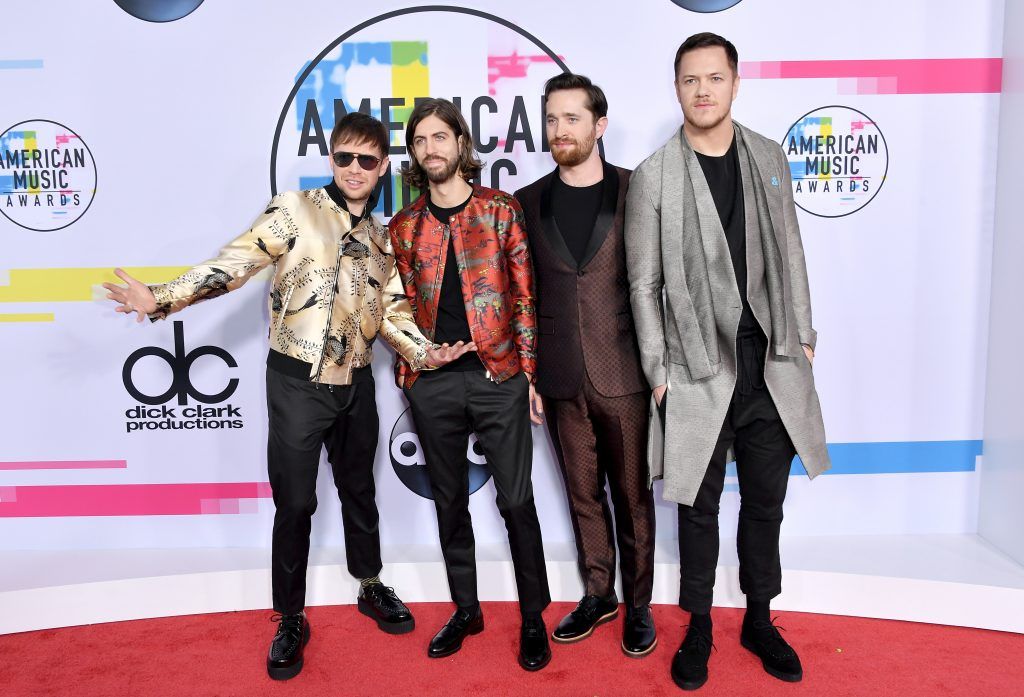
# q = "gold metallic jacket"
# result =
<box><xmin>149</xmin><ymin>187</ymin><xmax>431</xmax><ymax>385</ymax></box>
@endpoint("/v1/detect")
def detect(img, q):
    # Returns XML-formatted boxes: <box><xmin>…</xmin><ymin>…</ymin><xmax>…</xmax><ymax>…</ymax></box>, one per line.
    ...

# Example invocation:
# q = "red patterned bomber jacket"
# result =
<box><xmin>388</xmin><ymin>184</ymin><xmax>537</xmax><ymax>388</ymax></box>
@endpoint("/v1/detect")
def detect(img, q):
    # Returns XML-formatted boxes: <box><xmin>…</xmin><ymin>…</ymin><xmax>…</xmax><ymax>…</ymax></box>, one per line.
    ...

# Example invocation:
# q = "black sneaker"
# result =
<box><xmin>551</xmin><ymin>594</ymin><xmax>619</xmax><ymax>643</ymax></box>
<box><xmin>740</xmin><ymin>617</ymin><xmax>803</xmax><ymax>682</ymax></box>
<box><xmin>357</xmin><ymin>582</ymin><xmax>415</xmax><ymax>635</ymax></box>
<box><xmin>267</xmin><ymin>612</ymin><xmax>310</xmax><ymax>681</ymax></box>
<box><xmin>670</xmin><ymin>624</ymin><xmax>714</xmax><ymax>691</ymax></box>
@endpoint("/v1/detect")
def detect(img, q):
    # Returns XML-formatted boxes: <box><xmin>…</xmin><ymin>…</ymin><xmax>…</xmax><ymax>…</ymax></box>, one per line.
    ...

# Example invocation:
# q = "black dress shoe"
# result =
<box><xmin>740</xmin><ymin>618</ymin><xmax>803</xmax><ymax>682</ymax></box>
<box><xmin>551</xmin><ymin>594</ymin><xmax>619</xmax><ymax>643</ymax></box>
<box><xmin>267</xmin><ymin>612</ymin><xmax>310</xmax><ymax>681</ymax></box>
<box><xmin>622</xmin><ymin>605</ymin><xmax>658</xmax><ymax>658</ymax></box>
<box><xmin>518</xmin><ymin>617</ymin><xmax>551</xmax><ymax>671</ymax></box>
<box><xmin>671</xmin><ymin>624</ymin><xmax>713</xmax><ymax>691</ymax></box>
<box><xmin>357</xmin><ymin>582</ymin><xmax>415</xmax><ymax>635</ymax></box>
<box><xmin>427</xmin><ymin>607</ymin><xmax>484</xmax><ymax>658</ymax></box>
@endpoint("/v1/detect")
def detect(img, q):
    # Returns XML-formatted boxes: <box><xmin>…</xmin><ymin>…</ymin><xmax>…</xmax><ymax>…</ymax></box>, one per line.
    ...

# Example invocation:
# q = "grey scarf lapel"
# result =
<box><xmin>735</xmin><ymin>123</ymin><xmax>799</xmax><ymax>358</ymax></box>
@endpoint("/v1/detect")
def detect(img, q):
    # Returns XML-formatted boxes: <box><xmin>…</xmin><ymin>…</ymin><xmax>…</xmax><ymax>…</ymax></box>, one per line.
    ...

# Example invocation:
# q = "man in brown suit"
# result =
<box><xmin>514</xmin><ymin>74</ymin><xmax>657</xmax><ymax>658</ymax></box>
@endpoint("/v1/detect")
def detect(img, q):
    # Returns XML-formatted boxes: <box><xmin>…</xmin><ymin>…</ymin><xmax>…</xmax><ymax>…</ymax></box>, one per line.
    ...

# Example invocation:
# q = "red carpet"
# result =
<box><xmin>3</xmin><ymin>603</ymin><xmax>1021</xmax><ymax>696</ymax></box>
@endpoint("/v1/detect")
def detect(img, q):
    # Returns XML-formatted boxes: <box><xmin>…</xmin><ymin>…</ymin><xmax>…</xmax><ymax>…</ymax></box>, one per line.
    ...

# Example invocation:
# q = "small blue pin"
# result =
<box><xmin>771</xmin><ymin>176</ymin><xmax>779</xmax><ymax>187</ymax></box>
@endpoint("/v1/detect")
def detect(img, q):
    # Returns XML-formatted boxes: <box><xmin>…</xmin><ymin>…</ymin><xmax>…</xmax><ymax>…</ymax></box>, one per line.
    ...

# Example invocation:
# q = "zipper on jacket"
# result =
<box><xmin>429</xmin><ymin>222</ymin><xmax>449</xmax><ymax>339</ymax></box>
<box><xmin>273</xmin><ymin>283</ymin><xmax>295</xmax><ymax>338</ymax></box>
<box><xmin>314</xmin><ymin>243</ymin><xmax>345</xmax><ymax>386</ymax></box>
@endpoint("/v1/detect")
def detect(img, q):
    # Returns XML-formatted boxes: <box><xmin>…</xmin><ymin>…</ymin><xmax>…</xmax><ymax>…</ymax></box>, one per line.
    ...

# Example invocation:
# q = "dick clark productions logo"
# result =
<box><xmin>121</xmin><ymin>321</ymin><xmax>244</xmax><ymax>434</ymax></box>
<box><xmin>0</xmin><ymin>119</ymin><xmax>97</xmax><ymax>232</ymax></box>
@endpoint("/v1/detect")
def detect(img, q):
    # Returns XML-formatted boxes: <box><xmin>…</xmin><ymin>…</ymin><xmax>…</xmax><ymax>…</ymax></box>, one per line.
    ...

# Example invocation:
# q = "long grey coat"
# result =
<box><xmin>625</xmin><ymin>122</ymin><xmax>830</xmax><ymax>506</ymax></box>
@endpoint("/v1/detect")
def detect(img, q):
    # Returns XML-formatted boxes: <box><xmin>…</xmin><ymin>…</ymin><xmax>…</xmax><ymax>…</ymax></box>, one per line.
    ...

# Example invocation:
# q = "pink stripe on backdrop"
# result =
<box><xmin>0</xmin><ymin>460</ymin><xmax>128</xmax><ymax>470</ymax></box>
<box><xmin>739</xmin><ymin>58</ymin><xmax>1002</xmax><ymax>94</ymax></box>
<box><xmin>0</xmin><ymin>482</ymin><xmax>274</xmax><ymax>517</ymax></box>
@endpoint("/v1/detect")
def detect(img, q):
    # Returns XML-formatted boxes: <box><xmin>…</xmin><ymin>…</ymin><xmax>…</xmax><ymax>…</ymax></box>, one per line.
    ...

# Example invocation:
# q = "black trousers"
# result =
<box><xmin>677</xmin><ymin>332</ymin><xmax>796</xmax><ymax>615</ymax></box>
<box><xmin>544</xmin><ymin>374</ymin><xmax>655</xmax><ymax>608</ymax></box>
<box><xmin>266</xmin><ymin>366</ymin><xmax>382</xmax><ymax>615</ymax></box>
<box><xmin>404</xmin><ymin>370</ymin><xmax>551</xmax><ymax>614</ymax></box>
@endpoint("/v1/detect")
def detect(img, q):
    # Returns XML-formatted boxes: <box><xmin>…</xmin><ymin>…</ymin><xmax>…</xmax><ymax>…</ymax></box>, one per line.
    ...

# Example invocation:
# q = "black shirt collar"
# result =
<box><xmin>324</xmin><ymin>179</ymin><xmax>378</xmax><ymax>224</ymax></box>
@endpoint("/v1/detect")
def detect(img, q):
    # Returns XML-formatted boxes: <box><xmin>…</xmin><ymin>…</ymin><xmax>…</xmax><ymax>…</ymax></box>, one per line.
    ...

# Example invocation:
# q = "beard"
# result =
<box><xmin>422</xmin><ymin>153</ymin><xmax>460</xmax><ymax>184</ymax></box>
<box><xmin>550</xmin><ymin>131</ymin><xmax>597</xmax><ymax>167</ymax></box>
<box><xmin>685</xmin><ymin>104</ymin><xmax>730</xmax><ymax>132</ymax></box>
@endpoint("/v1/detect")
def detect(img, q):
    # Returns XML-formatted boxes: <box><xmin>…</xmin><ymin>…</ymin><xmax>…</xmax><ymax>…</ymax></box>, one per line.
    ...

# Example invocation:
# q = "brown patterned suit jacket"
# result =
<box><xmin>514</xmin><ymin>161</ymin><xmax>647</xmax><ymax>400</ymax></box>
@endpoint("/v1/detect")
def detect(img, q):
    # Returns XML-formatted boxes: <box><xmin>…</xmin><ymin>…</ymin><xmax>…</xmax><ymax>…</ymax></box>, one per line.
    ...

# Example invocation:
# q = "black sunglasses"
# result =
<box><xmin>332</xmin><ymin>151</ymin><xmax>382</xmax><ymax>170</ymax></box>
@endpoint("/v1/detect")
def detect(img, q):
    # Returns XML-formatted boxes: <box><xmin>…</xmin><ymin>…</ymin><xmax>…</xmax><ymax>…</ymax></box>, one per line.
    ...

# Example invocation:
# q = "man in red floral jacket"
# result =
<box><xmin>388</xmin><ymin>98</ymin><xmax>551</xmax><ymax>672</ymax></box>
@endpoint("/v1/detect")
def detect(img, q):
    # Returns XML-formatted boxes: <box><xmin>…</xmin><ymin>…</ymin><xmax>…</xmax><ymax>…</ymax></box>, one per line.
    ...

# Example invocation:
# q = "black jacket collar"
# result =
<box><xmin>539</xmin><ymin>160</ymin><xmax>619</xmax><ymax>271</ymax></box>
<box><xmin>324</xmin><ymin>179</ymin><xmax>379</xmax><ymax>225</ymax></box>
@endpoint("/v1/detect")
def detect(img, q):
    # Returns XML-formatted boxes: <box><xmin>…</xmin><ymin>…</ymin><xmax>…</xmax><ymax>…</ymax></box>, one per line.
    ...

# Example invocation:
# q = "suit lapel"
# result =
<box><xmin>539</xmin><ymin>169</ymin><xmax>579</xmax><ymax>271</ymax></box>
<box><xmin>736</xmin><ymin>122</ymin><xmax>787</xmax><ymax>259</ymax></box>
<box><xmin>578</xmin><ymin>161</ymin><xmax>619</xmax><ymax>270</ymax></box>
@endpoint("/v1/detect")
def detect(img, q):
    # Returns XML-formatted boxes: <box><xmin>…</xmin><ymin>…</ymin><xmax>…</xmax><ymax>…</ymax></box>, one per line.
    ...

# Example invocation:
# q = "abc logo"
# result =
<box><xmin>669</xmin><ymin>0</ymin><xmax>743</xmax><ymax>11</ymax></box>
<box><xmin>389</xmin><ymin>408</ymin><xmax>492</xmax><ymax>500</ymax></box>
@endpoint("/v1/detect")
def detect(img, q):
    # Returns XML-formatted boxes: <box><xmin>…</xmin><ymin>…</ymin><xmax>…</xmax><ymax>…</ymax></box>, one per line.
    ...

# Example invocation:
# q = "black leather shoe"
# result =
<box><xmin>740</xmin><ymin>617</ymin><xmax>803</xmax><ymax>682</ymax></box>
<box><xmin>622</xmin><ymin>605</ymin><xmax>658</xmax><ymax>658</ymax></box>
<box><xmin>519</xmin><ymin>617</ymin><xmax>551</xmax><ymax>671</ymax></box>
<box><xmin>357</xmin><ymin>582</ymin><xmax>415</xmax><ymax>635</ymax></box>
<box><xmin>267</xmin><ymin>612</ymin><xmax>310</xmax><ymax>681</ymax></box>
<box><xmin>551</xmin><ymin>594</ymin><xmax>619</xmax><ymax>643</ymax></box>
<box><xmin>671</xmin><ymin>624</ymin><xmax>713</xmax><ymax>691</ymax></box>
<box><xmin>427</xmin><ymin>607</ymin><xmax>484</xmax><ymax>658</ymax></box>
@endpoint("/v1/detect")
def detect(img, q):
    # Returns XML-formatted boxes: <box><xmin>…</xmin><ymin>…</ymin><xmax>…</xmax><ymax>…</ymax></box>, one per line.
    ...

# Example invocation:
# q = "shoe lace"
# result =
<box><xmin>681</xmin><ymin>624</ymin><xmax>716</xmax><ymax>654</ymax></box>
<box><xmin>522</xmin><ymin>618</ymin><xmax>545</xmax><ymax>638</ymax></box>
<box><xmin>270</xmin><ymin>613</ymin><xmax>304</xmax><ymax>638</ymax></box>
<box><xmin>750</xmin><ymin>617</ymin><xmax>795</xmax><ymax>658</ymax></box>
<box><xmin>574</xmin><ymin>594</ymin><xmax>603</xmax><ymax>618</ymax></box>
<box><xmin>626</xmin><ymin>605</ymin><xmax>650</xmax><ymax>622</ymax></box>
<box><xmin>365</xmin><ymin>583</ymin><xmax>404</xmax><ymax>610</ymax></box>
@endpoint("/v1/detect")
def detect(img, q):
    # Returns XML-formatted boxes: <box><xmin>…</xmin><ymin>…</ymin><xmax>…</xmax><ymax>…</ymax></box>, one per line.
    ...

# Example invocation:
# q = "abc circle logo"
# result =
<box><xmin>112</xmin><ymin>0</ymin><xmax>204</xmax><ymax>22</ymax></box>
<box><xmin>669</xmin><ymin>0</ymin><xmax>744</xmax><ymax>12</ymax></box>
<box><xmin>389</xmin><ymin>408</ymin><xmax>492</xmax><ymax>500</ymax></box>
<box><xmin>122</xmin><ymin>321</ymin><xmax>238</xmax><ymax>406</ymax></box>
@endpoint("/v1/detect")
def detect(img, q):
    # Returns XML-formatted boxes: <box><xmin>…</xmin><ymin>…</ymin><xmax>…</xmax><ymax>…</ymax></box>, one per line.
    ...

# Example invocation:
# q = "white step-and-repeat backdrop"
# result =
<box><xmin>0</xmin><ymin>1</ymin><xmax>1003</xmax><ymax>556</ymax></box>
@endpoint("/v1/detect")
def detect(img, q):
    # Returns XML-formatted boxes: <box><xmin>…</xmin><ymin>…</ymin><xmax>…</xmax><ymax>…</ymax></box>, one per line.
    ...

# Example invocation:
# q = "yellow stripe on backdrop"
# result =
<box><xmin>0</xmin><ymin>313</ymin><xmax>55</xmax><ymax>323</ymax></box>
<box><xmin>0</xmin><ymin>267</ymin><xmax>190</xmax><ymax>303</ymax></box>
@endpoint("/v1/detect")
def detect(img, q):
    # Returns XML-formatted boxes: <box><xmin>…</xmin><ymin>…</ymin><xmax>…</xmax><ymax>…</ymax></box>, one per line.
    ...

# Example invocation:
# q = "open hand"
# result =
<box><xmin>102</xmin><ymin>268</ymin><xmax>157</xmax><ymax>323</ymax></box>
<box><xmin>527</xmin><ymin>377</ymin><xmax>544</xmax><ymax>425</ymax></box>
<box><xmin>424</xmin><ymin>341</ymin><xmax>477</xmax><ymax>368</ymax></box>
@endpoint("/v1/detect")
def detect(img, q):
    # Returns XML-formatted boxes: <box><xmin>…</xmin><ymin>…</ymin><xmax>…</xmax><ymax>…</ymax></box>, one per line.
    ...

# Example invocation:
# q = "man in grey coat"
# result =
<box><xmin>625</xmin><ymin>33</ymin><xmax>830</xmax><ymax>691</ymax></box>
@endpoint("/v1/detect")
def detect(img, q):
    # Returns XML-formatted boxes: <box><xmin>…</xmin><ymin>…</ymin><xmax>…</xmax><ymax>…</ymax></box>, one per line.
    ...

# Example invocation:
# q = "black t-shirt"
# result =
<box><xmin>428</xmin><ymin>193</ymin><xmax>484</xmax><ymax>372</ymax></box>
<box><xmin>694</xmin><ymin>137</ymin><xmax>759</xmax><ymax>337</ymax></box>
<box><xmin>550</xmin><ymin>174</ymin><xmax>603</xmax><ymax>267</ymax></box>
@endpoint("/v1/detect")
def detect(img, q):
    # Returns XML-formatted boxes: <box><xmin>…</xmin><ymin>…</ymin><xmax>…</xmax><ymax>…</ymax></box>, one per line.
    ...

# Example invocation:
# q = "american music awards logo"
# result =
<box><xmin>783</xmin><ymin>105</ymin><xmax>888</xmax><ymax>218</ymax></box>
<box><xmin>389</xmin><ymin>408</ymin><xmax>492</xmax><ymax>500</ymax></box>
<box><xmin>269</xmin><ymin>6</ymin><xmax>574</xmax><ymax>217</ymax></box>
<box><xmin>0</xmin><ymin>120</ymin><xmax>97</xmax><ymax>232</ymax></box>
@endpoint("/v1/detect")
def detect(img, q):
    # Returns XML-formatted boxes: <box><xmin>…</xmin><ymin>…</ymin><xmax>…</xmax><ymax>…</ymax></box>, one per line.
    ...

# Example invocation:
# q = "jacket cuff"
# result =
<box><xmin>147</xmin><ymin>283</ymin><xmax>172</xmax><ymax>322</ymax></box>
<box><xmin>799</xmin><ymin>328</ymin><xmax>818</xmax><ymax>352</ymax></box>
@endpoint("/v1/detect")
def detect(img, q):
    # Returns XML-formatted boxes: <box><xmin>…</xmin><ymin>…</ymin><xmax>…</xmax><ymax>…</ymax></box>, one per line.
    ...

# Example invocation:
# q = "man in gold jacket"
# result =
<box><xmin>104</xmin><ymin>113</ymin><xmax>473</xmax><ymax>681</ymax></box>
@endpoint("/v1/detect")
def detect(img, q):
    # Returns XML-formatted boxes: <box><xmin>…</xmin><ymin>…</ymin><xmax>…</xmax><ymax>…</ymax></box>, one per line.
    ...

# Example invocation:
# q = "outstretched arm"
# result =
<box><xmin>103</xmin><ymin>196</ymin><xmax>294</xmax><ymax>322</ymax></box>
